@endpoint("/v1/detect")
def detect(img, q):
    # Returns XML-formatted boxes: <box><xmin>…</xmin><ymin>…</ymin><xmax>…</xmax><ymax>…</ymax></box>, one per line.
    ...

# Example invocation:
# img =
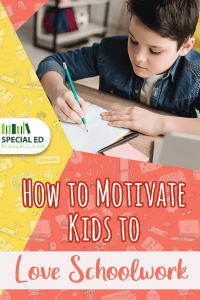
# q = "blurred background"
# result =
<box><xmin>17</xmin><ymin>0</ymin><xmax>200</xmax><ymax>90</ymax></box>
<box><xmin>17</xmin><ymin>0</ymin><xmax>130</xmax><ymax>89</ymax></box>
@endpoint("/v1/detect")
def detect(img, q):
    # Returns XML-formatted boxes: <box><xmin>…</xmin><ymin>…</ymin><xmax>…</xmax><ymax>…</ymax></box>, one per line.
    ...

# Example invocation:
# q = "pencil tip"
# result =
<box><xmin>84</xmin><ymin>123</ymin><xmax>88</xmax><ymax>132</ymax></box>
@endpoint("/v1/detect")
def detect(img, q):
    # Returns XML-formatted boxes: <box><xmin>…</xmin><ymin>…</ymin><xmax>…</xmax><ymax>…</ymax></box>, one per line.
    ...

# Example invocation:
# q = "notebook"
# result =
<box><xmin>104</xmin><ymin>143</ymin><xmax>149</xmax><ymax>161</ymax></box>
<box><xmin>60</xmin><ymin>102</ymin><xmax>130</xmax><ymax>153</ymax></box>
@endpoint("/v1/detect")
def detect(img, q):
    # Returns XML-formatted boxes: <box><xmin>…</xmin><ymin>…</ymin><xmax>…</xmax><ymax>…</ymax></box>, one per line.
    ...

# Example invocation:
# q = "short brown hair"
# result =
<box><xmin>126</xmin><ymin>0</ymin><xmax>199</xmax><ymax>50</ymax></box>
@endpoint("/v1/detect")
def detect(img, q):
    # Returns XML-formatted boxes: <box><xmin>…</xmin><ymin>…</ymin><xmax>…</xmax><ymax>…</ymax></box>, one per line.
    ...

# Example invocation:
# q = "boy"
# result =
<box><xmin>36</xmin><ymin>0</ymin><xmax>200</xmax><ymax>137</ymax></box>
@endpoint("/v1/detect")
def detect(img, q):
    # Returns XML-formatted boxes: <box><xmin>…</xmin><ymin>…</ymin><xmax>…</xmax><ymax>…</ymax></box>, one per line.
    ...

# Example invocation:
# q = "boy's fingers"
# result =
<box><xmin>78</xmin><ymin>97</ymin><xmax>88</xmax><ymax>115</ymax></box>
<box><xmin>62</xmin><ymin>117</ymin><xmax>76</xmax><ymax>123</ymax></box>
<box><xmin>64</xmin><ymin>107</ymin><xmax>83</xmax><ymax>124</ymax></box>
<box><xmin>102</xmin><ymin>107</ymin><xmax>128</xmax><ymax>116</ymax></box>
<box><xmin>102</xmin><ymin>114</ymin><xmax>131</xmax><ymax>121</ymax></box>
<box><xmin>56</xmin><ymin>109</ymin><xmax>76</xmax><ymax>124</ymax></box>
<box><xmin>54</xmin><ymin>91</ymin><xmax>87</xmax><ymax>124</ymax></box>
<box><xmin>56</xmin><ymin>91</ymin><xmax>83</xmax><ymax>118</ymax></box>
<box><xmin>109</xmin><ymin>120</ymin><xmax>133</xmax><ymax>129</ymax></box>
<box><xmin>65</xmin><ymin>96</ymin><xmax>85</xmax><ymax>119</ymax></box>
<box><xmin>55</xmin><ymin>103</ymin><xmax>82</xmax><ymax>124</ymax></box>
<box><xmin>58</xmin><ymin>116</ymin><xmax>76</xmax><ymax>123</ymax></box>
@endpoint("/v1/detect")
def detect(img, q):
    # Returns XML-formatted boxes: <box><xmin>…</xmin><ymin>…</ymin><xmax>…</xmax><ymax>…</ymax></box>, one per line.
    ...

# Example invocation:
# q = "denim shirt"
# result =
<box><xmin>36</xmin><ymin>36</ymin><xmax>200</xmax><ymax>118</ymax></box>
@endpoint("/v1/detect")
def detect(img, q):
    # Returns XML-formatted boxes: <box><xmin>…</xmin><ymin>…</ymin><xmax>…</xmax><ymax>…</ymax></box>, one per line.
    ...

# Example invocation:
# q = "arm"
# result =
<box><xmin>162</xmin><ymin>93</ymin><xmax>200</xmax><ymax>136</ymax></box>
<box><xmin>102</xmin><ymin>106</ymin><xmax>200</xmax><ymax>136</ymax></box>
<box><xmin>161</xmin><ymin>115</ymin><xmax>200</xmax><ymax>136</ymax></box>
<box><xmin>36</xmin><ymin>43</ymin><xmax>100</xmax><ymax>123</ymax></box>
<box><xmin>40</xmin><ymin>71</ymin><xmax>87</xmax><ymax>124</ymax></box>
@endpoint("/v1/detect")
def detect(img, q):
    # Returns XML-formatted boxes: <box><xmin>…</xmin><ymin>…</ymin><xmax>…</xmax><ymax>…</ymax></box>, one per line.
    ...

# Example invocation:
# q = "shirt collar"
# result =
<box><xmin>166</xmin><ymin>56</ymin><xmax>181</xmax><ymax>83</ymax></box>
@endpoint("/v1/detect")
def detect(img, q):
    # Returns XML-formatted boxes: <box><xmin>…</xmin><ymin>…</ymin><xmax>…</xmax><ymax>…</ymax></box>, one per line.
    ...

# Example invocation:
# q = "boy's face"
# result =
<box><xmin>128</xmin><ymin>16</ymin><xmax>184</xmax><ymax>78</ymax></box>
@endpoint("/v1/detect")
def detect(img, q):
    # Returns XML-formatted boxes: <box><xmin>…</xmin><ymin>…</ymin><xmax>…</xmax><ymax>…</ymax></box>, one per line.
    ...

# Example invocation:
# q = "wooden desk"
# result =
<box><xmin>66</xmin><ymin>82</ymin><xmax>174</xmax><ymax>162</ymax></box>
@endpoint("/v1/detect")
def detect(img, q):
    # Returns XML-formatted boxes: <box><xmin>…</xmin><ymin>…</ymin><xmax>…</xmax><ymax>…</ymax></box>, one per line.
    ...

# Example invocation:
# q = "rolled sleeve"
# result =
<box><xmin>36</xmin><ymin>42</ymin><xmax>100</xmax><ymax>84</ymax></box>
<box><xmin>36</xmin><ymin>59</ymin><xmax>66</xmax><ymax>83</ymax></box>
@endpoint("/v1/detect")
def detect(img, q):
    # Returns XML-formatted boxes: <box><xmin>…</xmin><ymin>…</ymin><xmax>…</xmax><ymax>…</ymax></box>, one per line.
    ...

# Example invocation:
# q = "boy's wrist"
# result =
<box><xmin>51</xmin><ymin>86</ymin><xmax>69</xmax><ymax>105</ymax></box>
<box><xmin>161</xmin><ymin>115</ymin><xmax>179</xmax><ymax>135</ymax></box>
<box><xmin>161</xmin><ymin>115</ymin><xmax>171</xmax><ymax>135</ymax></box>
<box><xmin>160</xmin><ymin>115</ymin><xmax>200</xmax><ymax>136</ymax></box>
<box><xmin>40</xmin><ymin>71</ymin><xmax>68</xmax><ymax>104</ymax></box>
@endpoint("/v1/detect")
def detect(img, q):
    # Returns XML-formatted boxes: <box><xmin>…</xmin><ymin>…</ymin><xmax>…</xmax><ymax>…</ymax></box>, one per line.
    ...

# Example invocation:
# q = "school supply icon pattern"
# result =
<box><xmin>193</xmin><ymin>170</ymin><xmax>200</xmax><ymax>180</ymax></box>
<box><xmin>3</xmin><ymin>289</ymin><xmax>199</xmax><ymax>299</ymax></box>
<box><xmin>23</xmin><ymin>151</ymin><xmax>200</xmax><ymax>255</ymax></box>
<box><xmin>0</xmin><ymin>2</ymin><xmax>199</xmax><ymax>299</ymax></box>
<box><xmin>138</xmin><ymin>162</ymin><xmax>164</xmax><ymax>174</ymax></box>
<box><xmin>169</xmin><ymin>219</ymin><xmax>200</xmax><ymax>242</ymax></box>
<box><xmin>1</xmin><ymin>0</ymin><xmax>48</xmax><ymax>31</ymax></box>
<box><xmin>19</xmin><ymin>69</ymin><xmax>43</xmax><ymax>90</ymax></box>
<box><xmin>0</xmin><ymin>2</ymin><xmax>72</xmax><ymax>253</ymax></box>
<box><xmin>20</xmin><ymin>219</ymin><xmax>51</xmax><ymax>242</ymax></box>
<box><xmin>9</xmin><ymin>151</ymin><xmax>198</xmax><ymax>298</ymax></box>
<box><xmin>159</xmin><ymin>171</ymin><xmax>186</xmax><ymax>192</ymax></box>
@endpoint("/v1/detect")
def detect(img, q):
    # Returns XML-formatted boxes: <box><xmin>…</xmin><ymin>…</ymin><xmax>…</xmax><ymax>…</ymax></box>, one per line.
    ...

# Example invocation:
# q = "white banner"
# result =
<box><xmin>0</xmin><ymin>118</ymin><xmax>50</xmax><ymax>154</ymax></box>
<box><xmin>0</xmin><ymin>252</ymin><xmax>199</xmax><ymax>289</ymax></box>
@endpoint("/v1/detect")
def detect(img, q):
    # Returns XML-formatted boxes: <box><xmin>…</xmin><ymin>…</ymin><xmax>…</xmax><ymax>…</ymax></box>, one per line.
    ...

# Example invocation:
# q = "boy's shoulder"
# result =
<box><xmin>184</xmin><ymin>48</ymin><xmax>200</xmax><ymax>71</ymax></box>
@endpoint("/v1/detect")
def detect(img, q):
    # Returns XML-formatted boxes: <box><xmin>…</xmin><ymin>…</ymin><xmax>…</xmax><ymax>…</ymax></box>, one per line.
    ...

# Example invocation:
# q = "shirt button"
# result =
<box><xmin>110</xmin><ymin>89</ymin><xmax>114</xmax><ymax>94</ymax></box>
<box><xmin>135</xmin><ymin>89</ymin><xmax>139</xmax><ymax>94</ymax></box>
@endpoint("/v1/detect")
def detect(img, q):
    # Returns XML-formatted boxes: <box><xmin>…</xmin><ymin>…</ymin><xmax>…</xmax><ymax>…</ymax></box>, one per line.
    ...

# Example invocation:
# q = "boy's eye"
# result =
<box><xmin>150</xmin><ymin>49</ymin><xmax>161</xmax><ymax>55</ymax></box>
<box><xmin>129</xmin><ymin>36</ymin><xmax>161</xmax><ymax>54</ymax></box>
<box><xmin>130</xmin><ymin>37</ymin><xmax>138</xmax><ymax>45</ymax></box>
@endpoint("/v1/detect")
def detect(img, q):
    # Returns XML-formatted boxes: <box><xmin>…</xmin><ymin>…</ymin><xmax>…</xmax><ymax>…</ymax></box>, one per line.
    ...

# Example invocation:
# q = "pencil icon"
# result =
<box><xmin>63</xmin><ymin>62</ymin><xmax>88</xmax><ymax>132</ymax></box>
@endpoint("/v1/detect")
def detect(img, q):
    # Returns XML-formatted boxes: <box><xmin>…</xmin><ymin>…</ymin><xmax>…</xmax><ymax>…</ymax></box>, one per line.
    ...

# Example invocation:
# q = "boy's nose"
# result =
<box><xmin>134</xmin><ymin>48</ymin><xmax>147</xmax><ymax>63</ymax></box>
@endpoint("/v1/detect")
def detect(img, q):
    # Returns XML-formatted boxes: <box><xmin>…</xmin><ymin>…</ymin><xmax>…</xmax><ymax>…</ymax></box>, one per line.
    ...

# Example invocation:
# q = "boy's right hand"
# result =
<box><xmin>52</xmin><ymin>89</ymin><xmax>88</xmax><ymax>124</ymax></box>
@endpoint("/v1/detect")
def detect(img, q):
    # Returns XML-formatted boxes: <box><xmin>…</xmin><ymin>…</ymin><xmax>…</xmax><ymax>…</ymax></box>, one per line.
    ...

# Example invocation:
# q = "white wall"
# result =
<box><xmin>90</xmin><ymin>0</ymin><xmax>128</xmax><ymax>28</ymax></box>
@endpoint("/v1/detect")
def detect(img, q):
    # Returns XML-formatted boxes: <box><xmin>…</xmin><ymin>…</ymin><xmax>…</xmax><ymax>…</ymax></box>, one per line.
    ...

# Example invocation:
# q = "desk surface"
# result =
<box><xmin>67</xmin><ymin>82</ymin><xmax>173</xmax><ymax>162</ymax></box>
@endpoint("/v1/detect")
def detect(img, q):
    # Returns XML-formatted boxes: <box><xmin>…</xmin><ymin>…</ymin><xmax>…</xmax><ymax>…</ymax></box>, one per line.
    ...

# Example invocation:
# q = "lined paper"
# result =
<box><xmin>60</xmin><ymin>102</ymin><xmax>130</xmax><ymax>153</ymax></box>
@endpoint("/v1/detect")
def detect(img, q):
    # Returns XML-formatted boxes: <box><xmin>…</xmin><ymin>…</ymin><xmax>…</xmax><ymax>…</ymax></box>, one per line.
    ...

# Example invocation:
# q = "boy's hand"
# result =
<box><xmin>102</xmin><ymin>107</ymin><xmax>165</xmax><ymax>136</ymax></box>
<box><xmin>52</xmin><ymin>89</ymin><xmax>88</xmax><ymax>124</ymax></box>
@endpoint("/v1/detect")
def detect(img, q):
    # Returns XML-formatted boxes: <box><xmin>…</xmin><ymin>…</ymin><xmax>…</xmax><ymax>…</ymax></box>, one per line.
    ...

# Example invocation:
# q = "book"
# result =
<box><xmin>60</xmin><ymin>102</ymin><xmax>130</xmax><ymax>154</ymax></box>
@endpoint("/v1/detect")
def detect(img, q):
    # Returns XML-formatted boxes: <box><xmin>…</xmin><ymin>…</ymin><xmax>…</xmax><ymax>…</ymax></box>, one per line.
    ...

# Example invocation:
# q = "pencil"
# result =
<box><xmin>98</xmin><ymin>132</ymin><xmax>139</xmax><ymax>153</ymax></box>
<box><xmin>63</xmin><ymin>62</ymin><xmax>88</xmax><ymax>132</ymax></box>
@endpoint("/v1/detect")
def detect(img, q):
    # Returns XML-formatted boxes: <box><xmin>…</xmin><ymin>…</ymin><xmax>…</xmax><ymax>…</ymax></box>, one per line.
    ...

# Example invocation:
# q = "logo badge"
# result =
<box><xmin>0</xmin><ymin>118</ymin><xmax>51</xmax><ymax>154</ymax></box>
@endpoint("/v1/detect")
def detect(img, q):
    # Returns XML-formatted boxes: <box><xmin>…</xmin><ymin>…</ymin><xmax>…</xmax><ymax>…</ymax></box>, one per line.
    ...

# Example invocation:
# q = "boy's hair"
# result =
<box><xmin>126</xmin><ymin>0</ymin><xmax>199</xmax><ymax>50</ymax></box>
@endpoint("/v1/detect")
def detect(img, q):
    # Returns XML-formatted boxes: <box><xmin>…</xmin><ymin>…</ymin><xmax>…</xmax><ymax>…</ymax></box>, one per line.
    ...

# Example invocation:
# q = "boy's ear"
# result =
<box><xmin>178</xmin><ymin>37</ymin><xmax>195</xmax><ymax>56</ymax></box>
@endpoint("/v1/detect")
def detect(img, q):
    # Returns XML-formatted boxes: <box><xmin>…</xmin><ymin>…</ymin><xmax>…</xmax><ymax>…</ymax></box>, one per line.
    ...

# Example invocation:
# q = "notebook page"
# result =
<box><xmin>60</xmin><ymin>103</ymin><xmax>129</xmax><ymax>153</ymax></box>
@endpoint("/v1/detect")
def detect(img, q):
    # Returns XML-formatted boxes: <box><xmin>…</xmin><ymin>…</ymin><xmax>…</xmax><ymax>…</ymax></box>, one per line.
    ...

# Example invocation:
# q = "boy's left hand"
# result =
<box><xmin>101</xmin><ymin>107</ymin><xmax>165</xmax><ymax>136</ymax></box>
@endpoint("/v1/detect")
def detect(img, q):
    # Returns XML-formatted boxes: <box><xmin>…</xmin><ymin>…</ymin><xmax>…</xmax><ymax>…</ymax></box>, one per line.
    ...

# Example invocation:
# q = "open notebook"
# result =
<box><xmin>60</xmin><ymin>102</ymin><xmax>130</xmax><ymax>154</ymax></box>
